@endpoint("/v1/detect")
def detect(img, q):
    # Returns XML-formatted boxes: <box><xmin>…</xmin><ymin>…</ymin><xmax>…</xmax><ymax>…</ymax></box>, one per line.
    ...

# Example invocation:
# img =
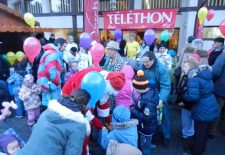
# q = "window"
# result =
<box><xmin>99</xmin><ymin>0</ymin><xmax>129</xmax><ymax>11</ymax></box>
<box><xmin>207</xmin><ymin>0</ymin><xmax>225</xmax><ymax>6</ymax></box>
<box><xmin>14</xmin><ymin>1</ymin><xmax>22</xmax><ymax>13</ymax></box>
<box><xmin>203</xmin><ymin>27</ymin><xmax>223</xmax><ymax>39</ymax></box>
<box><xmin>143</xmin><ymin>0</ymin><xmax>181</xmax><ymax>9</ymax></box>
<box><xmin>25</xmin><ymin>0</ymin><xmax>42</xmax><ymax>14</ymax></box>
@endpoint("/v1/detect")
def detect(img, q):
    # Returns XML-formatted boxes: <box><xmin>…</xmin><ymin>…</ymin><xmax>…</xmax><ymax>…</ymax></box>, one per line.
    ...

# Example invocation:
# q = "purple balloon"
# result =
<box><xmin>114</xmin><ymin>29</ymin><xmax>122</xmax><ymax>39</ymax></box>
<box><xmin>116</xmin><ymin>38</ymin><xmax>121</xmax><ymax>43</ymax></box>
<box><xmin>79</xmin><ymin>32</ymin><xmax>92</xmax><ymax>50</ymax></box>
<box><xmin>144</xmin><ymin>29</ymin><xmax>155</xmax><ymax>46</ymax></box>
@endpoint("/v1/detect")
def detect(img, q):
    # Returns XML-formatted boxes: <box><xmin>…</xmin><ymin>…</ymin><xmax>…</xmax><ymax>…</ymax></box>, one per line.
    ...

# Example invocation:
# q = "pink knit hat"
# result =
<box><xmin>191</xmin><ymin>53</ymin><xmax>201</xmax><ymax>62</ymax></box>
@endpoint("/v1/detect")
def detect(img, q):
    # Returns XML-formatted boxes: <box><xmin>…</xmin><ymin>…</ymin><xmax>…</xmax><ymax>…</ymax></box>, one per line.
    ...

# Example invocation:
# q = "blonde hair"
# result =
<box><xmin>183</xmin><ymin>57</ymin><xmax>200</xmax><ymax>69</ymax></box>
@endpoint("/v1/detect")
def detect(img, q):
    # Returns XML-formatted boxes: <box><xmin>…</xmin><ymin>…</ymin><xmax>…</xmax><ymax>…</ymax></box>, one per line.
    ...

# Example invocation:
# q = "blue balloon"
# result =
<box><xmin>168</xmin><ymin>49</ymin><xmax>176</xmax><ymax>57</ymax></box>
<box><xmin>81</xmin><ymin>71</ymin><xmax>106</xmax><ymax>108</ymax></box>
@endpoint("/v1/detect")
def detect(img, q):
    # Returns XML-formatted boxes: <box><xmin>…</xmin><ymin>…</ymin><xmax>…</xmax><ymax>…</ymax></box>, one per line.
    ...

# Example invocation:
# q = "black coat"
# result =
<box><xmin>177</xmin><ymin>74</ymin><xmax>193</xmax><ymax>110</ymax></box>
<box><xmin>0</xmin><ymin>57</ymin><xmax>10</xmax><ymax>81</ymax></box>
<box><xmin>32</xmin><ymin>48</ymin><xmax>45</xmax><ymax>82</ymax></box>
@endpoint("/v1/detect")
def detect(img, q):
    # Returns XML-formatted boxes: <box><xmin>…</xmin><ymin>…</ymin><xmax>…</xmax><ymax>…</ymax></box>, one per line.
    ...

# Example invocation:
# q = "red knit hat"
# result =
<box><xmin>106</xmin><ymin>72</ymin><xmax>125</xmax><ymax>91</ymax></box>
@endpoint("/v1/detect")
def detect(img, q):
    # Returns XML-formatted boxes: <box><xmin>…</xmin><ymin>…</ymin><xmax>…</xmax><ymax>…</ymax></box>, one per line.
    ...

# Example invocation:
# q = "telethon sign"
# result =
<box><xmin>103</xmin><ymin>9</ymin><xmax>177</xmax><ymax>29</ymax></box>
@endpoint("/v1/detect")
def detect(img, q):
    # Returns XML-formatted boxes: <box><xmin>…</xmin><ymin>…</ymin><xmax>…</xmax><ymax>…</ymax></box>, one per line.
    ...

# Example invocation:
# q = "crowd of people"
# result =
<box><xmin>0</xmin><ymin>33</ymin><xmax>225</xmax><ymax>155</ymax></box>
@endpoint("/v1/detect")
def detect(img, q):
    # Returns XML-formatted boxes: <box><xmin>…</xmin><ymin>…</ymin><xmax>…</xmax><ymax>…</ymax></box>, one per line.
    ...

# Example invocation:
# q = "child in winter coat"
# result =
<box><xmin>155</xmin><ymin>42</ymin><xmax>172</xmax><ymax>70</ymax></box>
<box><xmin>75</xmin><ymin>48</ymin><xmax>92</xmax><ymax>71</ymax></box>
<box><xmin>99</xmin><ymin>105</ymin><xmax>138</xmax><ymax>150</ymax></box>
<box><xmin>19</xmin><ymin>74</ymin><xmax>41</xmax><ymax>126</ymax></box>
<box><xmin>182</xmin><ymin>58</ymin><xmax>219</xmax><ymax>155</ymax></box>
<box><xmin>7</xmin><ymin>68</ymin><xmax>24</xmax><ymax>117</ymax></box>
<box><xmin>64</xmin><ymin>61</ymin><xmax>78</xmax><ymax>82</ymax></box>
<box><xmin>115</xmin><ymin>65</ymin><xmax>134</xmax><ymax>109</ymax></box>
<box><xmin>131</xmin><ymin>70</ymin><xmax>159</xmax><ymax>155</ymax></box>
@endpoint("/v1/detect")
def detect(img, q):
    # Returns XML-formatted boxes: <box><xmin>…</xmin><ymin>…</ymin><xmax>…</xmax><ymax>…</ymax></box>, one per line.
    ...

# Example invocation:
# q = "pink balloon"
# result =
<box><xmin>206</xmin><ymin>9</ymin><xmax>215</xmax><ymax>21</ymax></box>
<box><xmin>219</xmin><ymin>19</ymin><xmax>225</xmax><ymax>36</ymax></box>
<box><xmin>90</xmin><ymin>43</ymin><xmax>105</xmax><ymax>67</ymax></box>
<box><xmin>23</xmin><ymin>37</ymin><xmax>41</xmax><ymax>64</ymax></box>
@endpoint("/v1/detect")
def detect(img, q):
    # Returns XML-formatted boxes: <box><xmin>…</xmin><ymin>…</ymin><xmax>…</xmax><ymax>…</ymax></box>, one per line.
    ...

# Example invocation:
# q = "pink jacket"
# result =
<box><xmin>116</xmin><ymin>65</ymin><xmax>134</xmax><ymax>109</ymax></box>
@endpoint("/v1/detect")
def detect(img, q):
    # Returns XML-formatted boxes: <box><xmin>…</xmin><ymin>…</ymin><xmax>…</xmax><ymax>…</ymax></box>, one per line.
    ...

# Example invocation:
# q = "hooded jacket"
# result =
<box><xmin>131</xmin><ymin>88</ymin><xmax>159</xmax><ymax>135</ymax></box>
<box><xmin>100</xmin><ymin>106</ymin><xmax>138</xmax><ymax>150</ymax></box>
<box><xmin>37</xmin><ymin>44</ymin><xmax>63</xmax><ymax>91</ymax></box>
<box><xmin>183</xmin><ymin>65</ymin><xmax>219</xmax><ymax>121</ymax></box>
<box><xmin>116</xmin><ymin>65</ymin><xmax>134</xmax><ymax>109</ymax></box>
<box><xmin>17</xmin><ymin>100</ymin><xmax>90</xmax><ymax>155</ymax></box>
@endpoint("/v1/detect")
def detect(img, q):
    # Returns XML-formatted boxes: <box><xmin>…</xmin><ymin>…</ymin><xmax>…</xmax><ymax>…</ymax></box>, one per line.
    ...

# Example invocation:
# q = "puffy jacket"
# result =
<box><xmin>140</xmin><ymin>59</ymin><xmax>171</xmax><ymax>102</ymax></box>
<box><xmin>100</xmin><ymin>105</ymin><xmax>138</xmax><ymax>149</ymax></box>
<box><xmin>19</xmin><ymin>84</ymin><xmax>41</xmax><ymax>110</ymax></box>
<box><xmin>37</xmin><ymin>44</ymin><xmax>63</xmax><ymax>91</ymax></box>
<box><xmin>116</xmin><ymin>65</ymin><xmax>134</xmax><ymax>109</ymax></box>
<box><xmin>17</xmin><ymin>100</ymin><xmax>90</xmax><ymax>155</ymax></box>
<box><xmin>131</xmin><ymin>88</ymin><xmax>159</xmax><ymax>135</ymax></box>
<box><xmin>183</xmin><ymin>65</ymin><xmax>219</xmax><ymax>121</ymax></box>
<box><xmin>212</xmin><ymin>52</ymin><xmax>225</xmax><ymax>98</ymax></box>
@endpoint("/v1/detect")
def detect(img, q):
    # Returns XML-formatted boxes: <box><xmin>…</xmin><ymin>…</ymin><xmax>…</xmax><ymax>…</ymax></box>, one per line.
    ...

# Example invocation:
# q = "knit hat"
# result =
<box><xmin>24</xmin><ymin>74</ymin><xmax>34</xmax><ymax>84</ymax></box>
<box><xmin>112</xmin><ymin>105</ymin><xmax>130</xmax><ymax>122</ymax></box>
<box><xmin>158</xmin><ymin>41</ymin><xmax>167</xmax><ymax>49</ymax></box>
<box><xmin>106</xmin><ymin>72</ymin><xmax>125</xmax><ymax>91</ymax></box>
<box><xmin>213</xmin><ymin>37</ymin><xmax>224</xmax><ymax>44</ymax></box>
<box><xmin>187</xmin><ymin>36</ymin><xmax>196</xmax><ymax>43</ymax></box>
<box><xmin>132</xmin><ymin>70</ymin><xmax>149</xmax><ymax>90</ymax></box>
<box><xmin>106</xmin><ymin>41</ymin><xmax>120</xmax><ymax>51</ymax></box>
<box><xmin>0</xmin><ymin>134</ymin><xmax>18</xmax><ymax>154</ymax></box>
<box><xmin>191</xmin><ymin>39</ymin><xmax>203</xmax><ymax>49</ymax></box>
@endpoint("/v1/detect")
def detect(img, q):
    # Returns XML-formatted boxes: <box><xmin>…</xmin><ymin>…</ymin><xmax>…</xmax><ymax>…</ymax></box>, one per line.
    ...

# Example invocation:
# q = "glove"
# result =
<box><xmin>85</xmin><ymin>110</ymin><xmax>95</xmax><ymax>122</ymax></box>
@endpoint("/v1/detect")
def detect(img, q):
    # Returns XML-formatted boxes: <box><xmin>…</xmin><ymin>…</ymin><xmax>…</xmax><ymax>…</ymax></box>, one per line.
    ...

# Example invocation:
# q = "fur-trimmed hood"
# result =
<box><xmin>48</xmin><ymin>100</ymin><xmax>90</xmax><ymax>136</ymax></box>
<box><xmin>188</xmin><ymin>65</ymin><xmax>212</xmax><ymax>80</ymax></box>
<box><xmin>111</xmin><ymin>119</ymin><xmax>138</xmax><ymax>129</ymax></box>
<box><xmin>184</xmin><ymin>46</ymin><xmax>208</xmax><ymax>58</ymax></box>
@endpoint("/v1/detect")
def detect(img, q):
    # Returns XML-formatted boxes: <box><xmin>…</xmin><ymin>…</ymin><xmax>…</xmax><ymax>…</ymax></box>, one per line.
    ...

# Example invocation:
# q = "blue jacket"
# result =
<box><xmin>100</xmin><ymin>119</ymin><xmax>138</xmax><ymax>149</ymax></box>
<box><xmin>17</xmin><ymin>100</ymin><xmax>90</xmax><ymax>155</ymax></box>
<box><xmin>183</xmin><ymin>65</ymin><xmax>219</xmax><ymax>121</ymax></box>
<box><xmin>140</xmin><ymin>59</ymin><xmax>171</xmax><ymax>102</ymax></box>
<box><xmin>131</xmin><ymin>88</ymin><xmax>159</xmax><ymax>135</ymax></box>
<box><xmin>212</xmin><ymin>53</ymin><xmax>225</xmax><ymax>98</ymax></box>
<box><xmin>100</xmin><ymin>105</ymin><xmax>138</xmax><ymax>149</ymax></box>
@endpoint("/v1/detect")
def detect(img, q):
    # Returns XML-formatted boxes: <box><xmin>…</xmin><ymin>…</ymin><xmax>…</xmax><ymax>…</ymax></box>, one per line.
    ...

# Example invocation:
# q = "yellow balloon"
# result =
<box><xmin>24</xmin><ymin>13</ymin><xmax>35</xmax><ymax>28</ymax></box>
<box><xmin>198</xmin><ymin>7</ymin><xmax>208</xmax><ymax>25</ymax></box>
<box><xmin>6</xmin><ymin>52</ymin><xmax>16</xmax><ymax>65</ymax></box>
<box><xmin>16</xmin><ymin>51</ymin><xmax>25</xmax><ymax>62</ymax></box>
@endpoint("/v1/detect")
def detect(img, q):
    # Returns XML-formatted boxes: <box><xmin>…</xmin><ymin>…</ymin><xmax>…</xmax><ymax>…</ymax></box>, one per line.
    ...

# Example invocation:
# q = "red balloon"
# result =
<box><xmin>219</xmin><ymin>19</ymin><xmax>225</xmax><ymax>36</ymax></box>
<box><xmin>206</xmin><ymin>9</ymin><xmax>215</xmax><ymax>21</ymax></box>
<box><xmin>23</xmin><ymin>37</ymin><xmax>41</xmax><ymax>63</ymax></box>
<box><xmin>90</xmin><ymin>43</ymin><xmax>105</xmax><ymax>67</ymax></box>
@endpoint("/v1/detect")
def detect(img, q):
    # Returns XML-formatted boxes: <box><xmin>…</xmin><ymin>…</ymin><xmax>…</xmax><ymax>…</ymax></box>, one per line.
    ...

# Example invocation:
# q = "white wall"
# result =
<box><xmin>35</xmin><ymin>16</ymin><xmax>73</xmax><ymax>28</ymax></box>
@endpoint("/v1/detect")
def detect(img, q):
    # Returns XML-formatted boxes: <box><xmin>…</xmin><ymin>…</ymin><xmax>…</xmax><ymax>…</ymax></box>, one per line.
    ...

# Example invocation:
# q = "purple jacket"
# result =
<box><xmin>116</xmin><ymin>65</ymin><xmax>134</xmax><ymax>109</ymax></box>
<box><xmin>64</xmin><ymin>68</ymin><xmax>78</xmax><ymax>83</ymax></box>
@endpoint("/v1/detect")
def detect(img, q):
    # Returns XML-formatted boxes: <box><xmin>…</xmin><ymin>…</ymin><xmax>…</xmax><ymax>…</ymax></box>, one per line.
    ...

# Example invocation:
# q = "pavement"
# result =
<box><xmin>1</xmin><ymin>104</ymin><xmax>225</xmax><ymax>155</ymax></box>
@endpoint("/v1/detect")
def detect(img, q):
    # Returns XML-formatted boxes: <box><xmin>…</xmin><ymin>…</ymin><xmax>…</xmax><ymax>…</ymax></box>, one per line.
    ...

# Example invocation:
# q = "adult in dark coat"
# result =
<box><xmin>0</xmin><ymin>56</ymin><xmax>10</xmax><ymax>81</ymax></box>
<box><xmin>32</xmin><ymin>37</ymin><xmax>47</xmax><ymax>82</ymax></box>
<box><xmin>209</xmin><ymin>50</ymin><xmax>225</xmax><ymax>137</ymax></box>
<box><xmin>208</xmin><ymin>37</ymin><xmax>224</xmax><ymax>66</ymax></box>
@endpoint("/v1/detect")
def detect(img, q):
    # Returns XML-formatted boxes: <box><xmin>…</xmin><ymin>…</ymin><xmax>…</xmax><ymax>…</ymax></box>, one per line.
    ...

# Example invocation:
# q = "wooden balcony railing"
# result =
<box><xmin>207</xmin><ymin>0</ymin><xmax>225</xmax><ymax>6</ymax></box>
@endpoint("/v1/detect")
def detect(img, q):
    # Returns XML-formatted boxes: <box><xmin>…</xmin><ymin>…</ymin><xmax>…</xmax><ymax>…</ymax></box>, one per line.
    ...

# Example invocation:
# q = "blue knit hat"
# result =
<box><xmin>112</xmin><ymin>105</ymin><xmax>130</xmax><ymax>122</ymax></box>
